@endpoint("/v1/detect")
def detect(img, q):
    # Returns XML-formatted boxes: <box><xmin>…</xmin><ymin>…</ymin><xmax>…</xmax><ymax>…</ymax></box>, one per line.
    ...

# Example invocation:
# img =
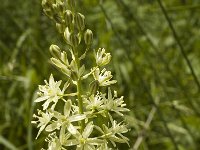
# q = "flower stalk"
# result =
<box><xmin>32</xmin><ymin>0</ymin><xmax>130</xmax><ymax>149</ymax></box>
<box><xmin>76</xmin><ymin>56</ymin><xmax>85</xmax><ymax>132</ymax></box>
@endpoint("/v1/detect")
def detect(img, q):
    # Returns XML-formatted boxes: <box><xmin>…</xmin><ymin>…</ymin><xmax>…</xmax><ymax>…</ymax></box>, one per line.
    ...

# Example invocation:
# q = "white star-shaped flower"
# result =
<box><xmin>93</xmin><ymin>68</ymin><xmax>117</xmax><ymax>86</ymax></box>
<box><xmin>35</xmin><ymin>74</ymin><xmax>69</xmax><ymax>110</ymax></box>
<box><xmin>95</xmin><ymin>48</ymin><xmax>111</xmax><ymax>67</ymax></box>
<box><xmin>101</xmin><ymin>88</ymin><xmax>130</xmax><ymax>116</ymax></box>
<box><xmin>84</xmin><ymin>92</ymin><xmax>104</xmax><ymax>111</ymax></box>
<box><xmin>63</xmin><ymin>122</ymin><xmax>104</xmax><ymax>150</ymax></box>
<box><xmin>32</xmin><ymin>109</ymin><xmax>53</xmax><ymax>139</ymax></box>
<box><xmin>95</xmin><ymin>114</ymin><xmax>129</xmax><ymax>147</ymax></box>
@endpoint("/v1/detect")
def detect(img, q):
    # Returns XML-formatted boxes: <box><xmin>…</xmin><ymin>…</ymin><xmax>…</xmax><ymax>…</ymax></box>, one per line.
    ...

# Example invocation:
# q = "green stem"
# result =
<box><xmin>74</xmin><ymin>47</ymin><xmax>85</xmax><ymax>132</ymax></box>
<box><xmin>77</xmin><ymin>79</ymin><xmax>85</xmax><ymax>131</ymax></box>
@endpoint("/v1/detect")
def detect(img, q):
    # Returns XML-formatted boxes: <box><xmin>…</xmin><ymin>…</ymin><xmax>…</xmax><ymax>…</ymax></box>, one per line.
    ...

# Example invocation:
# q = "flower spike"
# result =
<box><xmin>33</xmin><ymin>0</ymin><xmax>130</xmax><ymax>149</ymax></box>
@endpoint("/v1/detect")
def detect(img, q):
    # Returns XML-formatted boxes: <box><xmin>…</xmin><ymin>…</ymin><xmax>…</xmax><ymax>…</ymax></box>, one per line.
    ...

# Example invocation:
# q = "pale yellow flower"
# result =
<box><xmin>35</xmin><ymin>74</ymin><xmax>69</xmax><ymax>110</ymax></box>
<box><xmin>95</xmin><ymin>48</ymin><xmax>111</xmax><ymax>67</ymax></box>
<box><xmin>93</xmin><ymin>68</ymin><xmax>117</xmax><ymax>86</ymax></box>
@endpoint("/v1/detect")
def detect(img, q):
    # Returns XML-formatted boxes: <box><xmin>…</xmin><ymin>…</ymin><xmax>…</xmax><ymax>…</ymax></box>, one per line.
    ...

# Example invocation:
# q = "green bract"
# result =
<box><xmin>32</xmin><ymin>0</ymin><xmax>130</xmax><ymax>149</ymax></box>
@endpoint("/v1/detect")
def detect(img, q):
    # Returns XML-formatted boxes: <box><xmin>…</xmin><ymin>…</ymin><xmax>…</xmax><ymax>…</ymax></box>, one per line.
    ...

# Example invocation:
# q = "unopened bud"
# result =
<box><xmin>69</xmin><ymin>33</ymin><xmax>79</xmax><ymax>47</ymax></box>
<box><xmin>53</xmin><ymin>14</ymin><xmax>62</xmax><ymax>23</ymax></box>
<box><xmin>64</xmin><ymin>27</ymin><xmax>71</xmax><ymax>44</ymax></box>
<box><xmin>49</xmin><ymin>44</ymin><xmax>61</xmax><ymax>59</ymax></box>
<box><xmin>41</xmin><ymin>0</ymin><xmax>47</xmax><ymax>8</ymax></box>
<box><xmin>68</xmin><ymin>0</ymin><xmax>75</xmax><ymax>9</ymax></box>
<box><xmin>84</xmin><ymin>29</ymin><xmax>93</xmax><ymax>45</ymax></box>
<box><xmin>89</xmin><ymin>80</ymin><xmax>99</xmax><ymax>96</ymax></box>
<box><xmin>42</xmin><ymin>0</ymin><xmax>51</xmax><ymax>9</ymax></box>
<box><xmin>56</xmin><ymin>23</ymin><xmax>65</xmax><ymax>33</ymax></box>
<box><xmin>57</xmin><ymin>2</ymin><xmax>64</xmax><ymax>13</ymax></box>
<box><xmin>65</xmin><ymin>10</ymin><xmax>73</xmax><ymax>26</ymax></box>
<box><xmin>43</xmin><ymin>9</ymin><xmax>53</xmax><ymax>18</ymax></box>
<box><xmin>75</xmin><ymin>13</ymin><xmax>85</xmax><ymax>31</ymax></box>
<box><xmin>52</xmin><ymin>4</ymin><xmax>58</xmax><ymax>13</ymax></box>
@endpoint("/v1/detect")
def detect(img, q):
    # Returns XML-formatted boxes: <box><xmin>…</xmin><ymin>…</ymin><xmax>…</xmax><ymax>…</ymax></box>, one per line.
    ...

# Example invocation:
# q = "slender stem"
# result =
<box><xmin>0</xmin><ymin>135</ymin><xmax>18</xmax><ymax>150</ymax></box>
<box><xmin>74</xmin><ymin>46</ymin><xmax>85</xmax><ymax>132</ymax></box>
<box><xmin>157</xmin><ymin>0</ymin><xmax>200</xmax><ymax>92</ymax></box>
<box><xmin>77</xmin><ymin>79</ymin><xmax>84</xmax><ymax>114</ymax></box>
<box><xmin>133</xmin><ymin>105</ymin><xmax>157</xmax><ymax>150</ymax></box>
<box><xmin>62</xmin><ymin>93</ymin><xmax>77</xmax><ymax>97</ymax></box>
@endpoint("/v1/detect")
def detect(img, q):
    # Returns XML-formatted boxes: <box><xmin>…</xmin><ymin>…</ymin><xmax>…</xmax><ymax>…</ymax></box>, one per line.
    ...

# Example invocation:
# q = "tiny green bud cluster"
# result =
<box><xmin>32</xmin><ymin>0</ymin><xmax>130</xmax><ymax>149</ymax></box>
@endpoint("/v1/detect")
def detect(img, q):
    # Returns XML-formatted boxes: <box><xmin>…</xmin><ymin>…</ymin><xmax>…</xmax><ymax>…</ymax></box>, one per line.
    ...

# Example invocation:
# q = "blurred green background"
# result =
<box><xmin>1</xmin><ymin>0</ymin><xmax>200</xmax><ymax>149</ymax></box>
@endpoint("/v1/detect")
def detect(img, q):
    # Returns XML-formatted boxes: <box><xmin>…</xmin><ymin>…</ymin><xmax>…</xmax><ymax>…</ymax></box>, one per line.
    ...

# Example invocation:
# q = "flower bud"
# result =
<box><xmin>60</xmin><ymin>51</ymin><xmax>69</xmax><ymax>65</ymax></box>
<box><xmin>51</xmin><ymin>58</ymin><xmax>64</xmax><ymax>69</ymax></box>
<box><xmin>68</xmin><ymin>0</ymin><xmax>75</xmax><ymax>9</ymax></box>
<box><xmin>41</xmin><ymin>0</ymin><xmax>47</xmax><ymax>7</ymax></box>
<box><xmin>64</xmin><ymin>27</ymin><xmax>71</xmax><ymax>45</ymax></box>
<box><xmin>89</xmin><ymin>80</ymin><xmax>99</xmax><ymax>96</ymax></box>
<box><xmin>53</xmin><ymin>14</ymin><xmax>62</xmax><ymax>24</ymax></box>
<box><xmin>75</xmin><ymin>13</ymin><xmax>85</xmax><ymax>31</ymax></box>
<box><xmin>64</xmin><ymin>10</ymin><xmax>73</xmax><ymax>26</ymax></box>
<box><xmin>56</xmin><ymin>23</ymin><xmax>65</xmax><ymax>33</ymax></box>
<box><xmin>52</xmin><ymin>4</ymin><xmax>58</xmax><ymax>13</ymax></box>
<box><xmin>43</xmin><ymin>9</ymin><xmax>53</xmax><ymax>18</ymax></box>
<box><xmin>49</xmin><ymin>44</ymin><xmax>61</xmax><ymax>59</ymax></box>
<box><xmin>84</xmin><ymin>29</ymin><xmax>93</xmax><ymax>45</ymax></box>
<box><xmin>69</xmin><ymin>33</ymin><xmax>79</xmax><ymax>47</ymax></box>
<box><xmin>57</xmin><ymin>1</ymin><xmax>64</xmax><ymax>13</ymax></box>
<box><xmin>42</xmin><ymin>0</ymin><xmax>51</xmax><ymax>9</ymax></box>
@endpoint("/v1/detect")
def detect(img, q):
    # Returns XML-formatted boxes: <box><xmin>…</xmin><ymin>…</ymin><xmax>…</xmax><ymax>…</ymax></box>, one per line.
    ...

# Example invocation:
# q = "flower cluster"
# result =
<box><xmin>32</xmin><ymin>0</ymin><xmax>130</xmax><ymax>149</ymax></box>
